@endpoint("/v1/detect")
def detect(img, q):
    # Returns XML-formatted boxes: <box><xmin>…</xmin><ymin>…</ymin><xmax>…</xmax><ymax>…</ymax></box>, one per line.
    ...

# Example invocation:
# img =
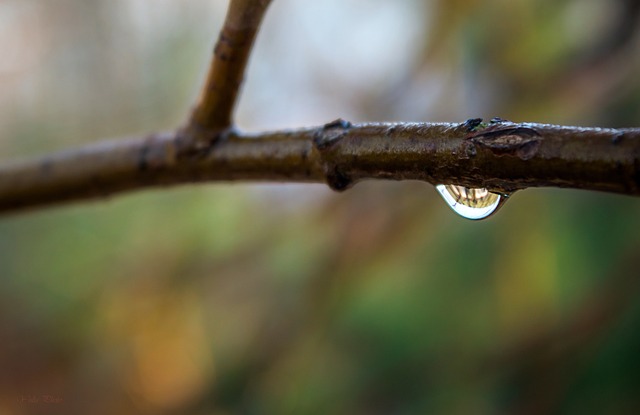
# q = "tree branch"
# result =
<box><xmin>1</xmin><ymin>119</ymin><xmax>638</xmax><ymax>214</ymax></box>
<box><xmin>185</xmin><ymin>0</ymin><xmax>272</xmax><ymax>141</ymax></box>
<box><xmin>2</xmin><ymin>0</ymin><xmax>638</xmax><ymax>215</ymax></box>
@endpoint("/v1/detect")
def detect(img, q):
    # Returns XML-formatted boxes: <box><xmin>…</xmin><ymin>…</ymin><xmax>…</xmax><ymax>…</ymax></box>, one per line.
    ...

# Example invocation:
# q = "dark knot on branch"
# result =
<box><xmin>313</xmin><ymin>119</ymin><xmax>353</xmax><ymax>191</ymax></box>
<box><xmin>468</xmin><ymin>124</ymin><xmax>541</xmax><ymax>160</ymax></box>
<box><xmin>313</xmin><ymin>118</ymin><xmax>352</xmax><ymax>150</ymax></box>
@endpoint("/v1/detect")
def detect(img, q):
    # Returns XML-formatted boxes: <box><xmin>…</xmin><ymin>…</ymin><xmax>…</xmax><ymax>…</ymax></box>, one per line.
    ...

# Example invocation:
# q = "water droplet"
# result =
<box><xmin>436</xmin><ymin>184</ymin><xmax>507</xmax><ymax>220</ymax></box>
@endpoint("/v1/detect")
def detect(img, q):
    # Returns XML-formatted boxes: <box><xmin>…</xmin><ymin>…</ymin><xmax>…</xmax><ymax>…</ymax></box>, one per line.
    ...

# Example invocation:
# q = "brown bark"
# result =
<box><xmin>0</xmin><ymin>119</ymin><xmax>638</xmax><ymax>214</ymax></box>
<box><xmin>0</xmin><ymin>0</ymin><xmax>639</xmax><ymax>215</ymax></box>
<box><xmin>185</xmin><ymin>0</ymin><xmax>272</xmax><ymax>141</ymax></box>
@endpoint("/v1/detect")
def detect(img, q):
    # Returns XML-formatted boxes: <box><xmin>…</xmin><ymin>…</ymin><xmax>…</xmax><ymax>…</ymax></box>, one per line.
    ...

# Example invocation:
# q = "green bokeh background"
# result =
<box><xmin>1</xmin><ymin>0</ymin><xmax>640</xmax><ymax>414</ymax></box>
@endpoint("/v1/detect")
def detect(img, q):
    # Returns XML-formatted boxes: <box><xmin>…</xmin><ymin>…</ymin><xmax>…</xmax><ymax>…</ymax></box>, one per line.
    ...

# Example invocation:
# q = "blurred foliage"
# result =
<box><xmin>1</xmin><ymin>0</ymin><xmax>640</xmax><ymax>414</ymax></box>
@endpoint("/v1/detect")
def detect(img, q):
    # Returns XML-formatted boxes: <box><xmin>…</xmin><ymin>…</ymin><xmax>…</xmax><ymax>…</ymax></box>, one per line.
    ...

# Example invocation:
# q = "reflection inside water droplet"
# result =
<box><xmin>436</xmin><ymin>184</ymin><xmax>506</xmax><ymax>220</ymax></box>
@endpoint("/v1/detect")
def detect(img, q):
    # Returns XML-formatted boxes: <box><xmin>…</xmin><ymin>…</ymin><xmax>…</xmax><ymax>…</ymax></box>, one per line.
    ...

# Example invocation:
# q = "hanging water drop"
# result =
<box><xmin>436</xmin><ymin>184</ymin><xmax>507</xmax><ymax>220</ymax></box>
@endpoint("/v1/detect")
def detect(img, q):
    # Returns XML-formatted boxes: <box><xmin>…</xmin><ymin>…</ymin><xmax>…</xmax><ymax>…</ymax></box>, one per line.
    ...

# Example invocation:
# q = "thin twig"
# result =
<box><xmin>185</xmin><ymin>0</ymin><xmax>272</xmax><ymax>141</ymax></box>
<box><xmin>0</xmin><ymin>119</ymin><xmax>638</xmax><ymax>214</ymax></box>
<box><xmin>2</xmin><ymin>0</ymin><xmax>638</xmax><ymax>216</ymax></box>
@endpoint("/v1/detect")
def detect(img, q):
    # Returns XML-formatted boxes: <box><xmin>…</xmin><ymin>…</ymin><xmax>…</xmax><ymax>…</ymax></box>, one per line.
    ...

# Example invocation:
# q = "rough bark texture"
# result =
<box><xmin>0</xmin><ymin>0</ymin><xmax>639</xmax><ymax>216</ymax></box>
<box><xmin>1</xmin><ymin>119</ymin><xmax>638</xmax><ymax>214</ymax></box>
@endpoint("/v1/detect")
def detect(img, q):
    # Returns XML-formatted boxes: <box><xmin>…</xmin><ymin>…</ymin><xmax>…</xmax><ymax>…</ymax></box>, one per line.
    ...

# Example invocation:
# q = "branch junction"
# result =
<box><xmin>1</xmin><ymin>118</ymin><xmax>638</xmax><ymax>214</ymax></box>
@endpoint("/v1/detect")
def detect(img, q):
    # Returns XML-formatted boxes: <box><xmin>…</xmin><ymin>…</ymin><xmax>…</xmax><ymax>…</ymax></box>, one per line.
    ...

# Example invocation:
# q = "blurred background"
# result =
<box><xmin>1</xmin><ymin>0</ymin><xmax>640</xmax><ymax>414</ymax></box>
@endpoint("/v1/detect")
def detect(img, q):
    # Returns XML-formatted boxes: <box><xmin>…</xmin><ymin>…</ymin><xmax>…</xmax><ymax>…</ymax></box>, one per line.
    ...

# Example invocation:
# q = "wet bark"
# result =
<box><xmin>1</xmin><ymin>119</ymin><xmax>638</xmax><ymax>214</ymax></box>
